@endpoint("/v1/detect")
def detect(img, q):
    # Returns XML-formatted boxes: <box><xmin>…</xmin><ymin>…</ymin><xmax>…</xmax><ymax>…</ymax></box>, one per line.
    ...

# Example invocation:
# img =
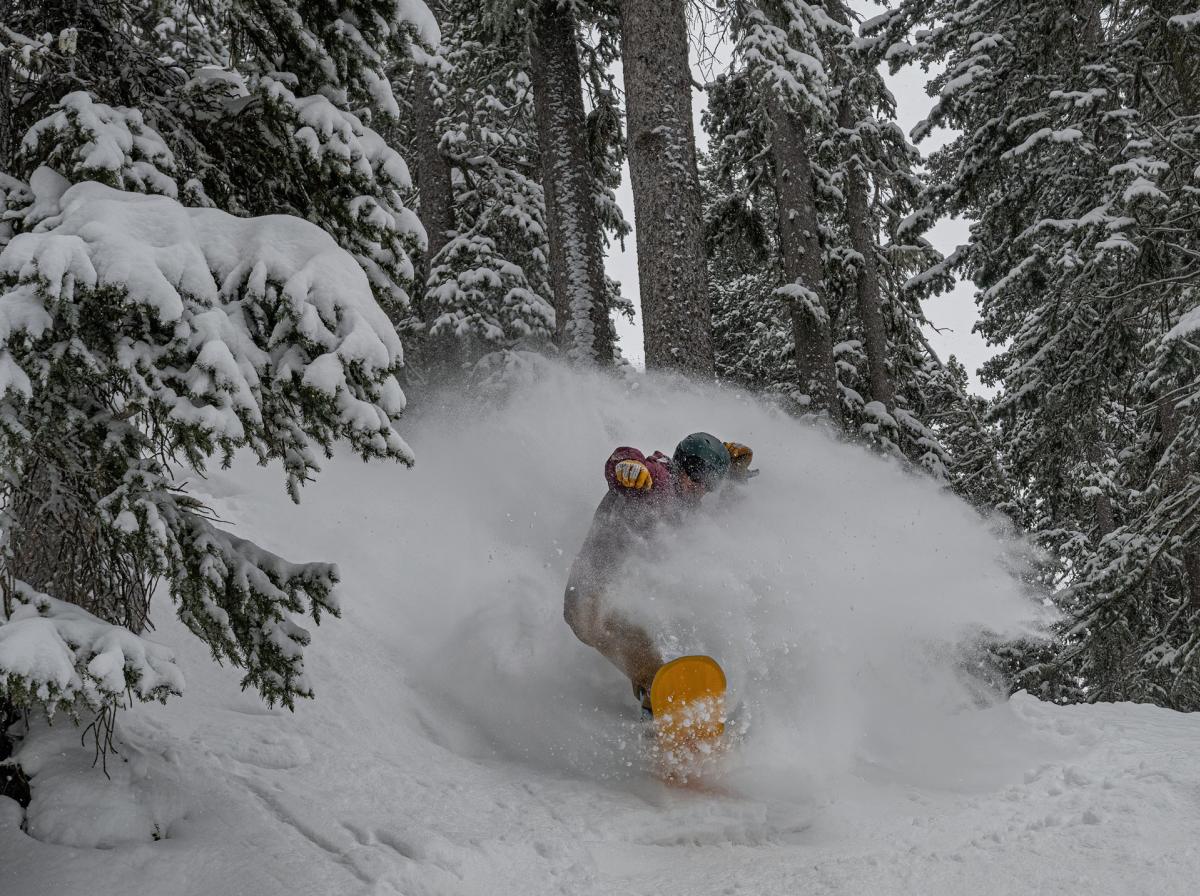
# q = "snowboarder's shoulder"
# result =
<box><xmin>607</xmin><ymin>446</ymin><xmax>649</xmax><ymax>464</ymax></box>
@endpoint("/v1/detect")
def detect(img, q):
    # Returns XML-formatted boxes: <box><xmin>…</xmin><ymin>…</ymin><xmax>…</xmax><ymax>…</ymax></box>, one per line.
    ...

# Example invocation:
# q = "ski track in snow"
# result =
<box><xmin>4</xmin><ymin>369</ymin><xmax>1200</xmax><ymax>895</ymax></box>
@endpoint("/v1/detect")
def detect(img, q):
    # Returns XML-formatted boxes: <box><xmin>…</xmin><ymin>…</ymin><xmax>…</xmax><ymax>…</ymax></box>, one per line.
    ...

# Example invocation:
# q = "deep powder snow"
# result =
<box><xmin>3</xmin><ymin>363</ymin><xmax>1199</xmax><ymax>895</ymax></box>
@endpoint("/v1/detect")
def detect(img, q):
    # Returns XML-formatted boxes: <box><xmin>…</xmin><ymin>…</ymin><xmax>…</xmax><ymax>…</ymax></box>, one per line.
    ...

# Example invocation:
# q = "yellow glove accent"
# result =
<box><xmin>614</xmin><ymin>459</ymin><xmax>653</xmax><ymax>491</ymax></box>
<box><xmin>724</xmin><ymin>441</ymin><xmax>753</xmax><ymax>470</ymax></box>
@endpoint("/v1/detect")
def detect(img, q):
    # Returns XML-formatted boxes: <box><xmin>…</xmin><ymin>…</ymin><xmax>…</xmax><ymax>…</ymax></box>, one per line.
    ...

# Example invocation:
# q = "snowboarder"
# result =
<box><xmin>564</xmin><ymin>432</ymin><xmax>754</xmax><ymax>713</ymax></box>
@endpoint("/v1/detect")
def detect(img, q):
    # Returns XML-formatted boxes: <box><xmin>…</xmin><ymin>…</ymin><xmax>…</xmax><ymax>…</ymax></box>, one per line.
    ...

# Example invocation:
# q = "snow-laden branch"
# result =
<box><xmin>0</xmin><ymin>581</ymin><xmax>183</xmax><ymax>718</ymax></box>
<box><xmin>0</xmin><ymin>167</ymin><xmax>412</xmax><ymax>488</ymax></box>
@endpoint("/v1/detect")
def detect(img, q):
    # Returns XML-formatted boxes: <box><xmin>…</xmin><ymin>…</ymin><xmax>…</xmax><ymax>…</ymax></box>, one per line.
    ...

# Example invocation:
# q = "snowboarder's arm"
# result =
<box><xmin>605</xmin><ymin>447</ymin><xmax>670</xmax><ymax>494</ymax></box>
<box><xmin>723</xmin><ymin>441</ymin><xmax>757</xmax><ymax>479</ymax></box>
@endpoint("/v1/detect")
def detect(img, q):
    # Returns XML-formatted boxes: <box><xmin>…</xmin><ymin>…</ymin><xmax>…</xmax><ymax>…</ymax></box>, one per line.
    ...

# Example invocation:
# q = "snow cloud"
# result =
<box><xmin>215</xmin><ymin>361</ymin><xmax>1045</xmax><ymax>794</ymax></box>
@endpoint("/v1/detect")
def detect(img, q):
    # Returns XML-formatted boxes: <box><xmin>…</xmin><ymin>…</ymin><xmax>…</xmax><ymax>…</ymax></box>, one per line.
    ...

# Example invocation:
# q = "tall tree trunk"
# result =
<box><xmin>0</xmin><ymin>0</ymin><xmax>13</xmax><ymax>171</ymax></box>
<box><xmin>1086</xmin><ymin>437</ymin><xmax>1115</xmax><ymax>537</ymax></box>
<box><xmin>771</xmin><ymin>101</ymin><xmax>842</xmax><ymax>422</ymax></box>
<box><xmin>410</xmin><ymin>63</ymin><xmax>454</xmax><ymax>329</ymax></box>
<box><xmin>1158</xmin><ymin>396</ymin><xmax>1200</xmax><ymax>609</ymax></box>
<box><xmin>837</xmin><ymin>99</ymin><xmax>894</xmax><ymax>410</ymax></box>
<box><xmin>530</xmin><ymin>0</ymin><xmax>613</xmax><ymax>366</ymax></box>
<box><xmin>408</xmin><ymin>2</ymin><xmax>460</xmax><ymax>377</ymax></box>
<box><xmin>619</xmin><ymin>0</ymin><xmax>713</xmax><ymax>375</ymax></box>
<box><xmin>1158</xmin><ymin>0</ymin><xmax>1200</xmax><ymax>608</ymax></box>
<box><xmin>823</xmin><ymin>0</ymin><xmax>893</xmax><ymax>411</ymax></box>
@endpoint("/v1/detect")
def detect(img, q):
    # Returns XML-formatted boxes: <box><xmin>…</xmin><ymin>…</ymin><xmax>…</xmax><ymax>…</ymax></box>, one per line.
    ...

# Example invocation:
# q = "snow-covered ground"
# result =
<box><xmin>4</xmin><ymin>365</ymin><xmax>1199</xmax><ymax>896</ymax></box>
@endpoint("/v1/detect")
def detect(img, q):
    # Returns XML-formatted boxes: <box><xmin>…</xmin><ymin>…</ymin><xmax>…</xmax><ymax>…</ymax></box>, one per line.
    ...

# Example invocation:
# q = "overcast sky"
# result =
<box><xmin>604</xmin><ymin>3</ymin><xmax>996</xmax><ymax>396</ymax></box>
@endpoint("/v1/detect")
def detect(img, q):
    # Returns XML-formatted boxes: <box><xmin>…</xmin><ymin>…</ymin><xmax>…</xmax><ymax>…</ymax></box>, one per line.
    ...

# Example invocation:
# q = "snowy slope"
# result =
<box><xmin>4</xmin><ymin>365</ymin><xmax>1199</xmax><ymax>896</ymax></box>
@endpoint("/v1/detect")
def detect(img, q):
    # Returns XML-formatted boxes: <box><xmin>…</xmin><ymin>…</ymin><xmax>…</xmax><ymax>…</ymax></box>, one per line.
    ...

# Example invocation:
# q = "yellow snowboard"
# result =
<box><xmin>649</xmin><ymin>655</ymin><xmax>727</xmax><ymax>784</ymax></box>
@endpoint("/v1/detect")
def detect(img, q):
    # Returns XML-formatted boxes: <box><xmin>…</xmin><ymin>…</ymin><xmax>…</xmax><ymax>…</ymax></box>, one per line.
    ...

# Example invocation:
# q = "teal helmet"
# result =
<box><xmin>673</xmin><ymin>432</ymin><xmax>731</xmax><ymax>488</ymax></box>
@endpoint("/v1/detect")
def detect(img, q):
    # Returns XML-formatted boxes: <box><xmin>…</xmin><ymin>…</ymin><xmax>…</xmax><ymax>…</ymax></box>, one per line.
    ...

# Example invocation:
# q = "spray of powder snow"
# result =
<box><xmin>332</xmin><ymin>360</ymin><xmax>1049</xmax><ymax>796</ymax></box>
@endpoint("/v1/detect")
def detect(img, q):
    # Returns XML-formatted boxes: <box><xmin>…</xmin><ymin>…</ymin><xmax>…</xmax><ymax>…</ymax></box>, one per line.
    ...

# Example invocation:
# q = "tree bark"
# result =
<box><xmin>619</xmin><ymin>0</ymin><xmax>713</xmax><ymax>375</ymax></box>
<box><xmin>1157</xmin><ymin>396</ymin><xmax>1200</xmax><ymax>609</ymax></box>
<box><xmin>837</xmin><ymin>98</ymin><xmax>894</xmax><ymax>410</ymax></box>
<box><xmin>1086</xmin><ymin>437</ymin><xmax>1115</xmax><ymax>537</ymax></box>
<box><xmin>530</xmin><ymin>0</ymin><xmax>613</xmax><ymax>365</ymax></box>
<box><xmin>407</xmin><ymin>3</ymin><xmax>461</xmax><ymax>377</ymax></box>
<box><xmin>410</xmin><ymin>61</ymin><xmax>454</xmax><ymax>329</ymax></box>
<box><xmin>771</xmin><ymin>100</ymin><xmax>842</xmax><ymax>422</ymax></box>
<box><xmin>0</xmin><ymin>0</ymin><xmax>13</xmax><ymax>172</ymax></box>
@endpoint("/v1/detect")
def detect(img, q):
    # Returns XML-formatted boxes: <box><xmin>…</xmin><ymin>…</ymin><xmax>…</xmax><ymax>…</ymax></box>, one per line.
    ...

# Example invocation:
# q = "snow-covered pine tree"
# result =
<box><xmin>877</xmin><ymin>0</ymin><xmax>1122</xmax><ymax>540</ymax></box>
<box><xmin>830</xmin><ymin>4</ymin><xmax>894</xmax><ymax>415</ymax></box>
<box><xmin>407</xmin><ymin>1</ymin><xmax>457</xmax><ymax>332</ymax></box>
<box><xmin>705</xmin><ymin>1</ymin><xmax>842</xmax><ymax>416</ymax></box>
<box><xmin>186</xmin><ymin>1</ymin><xmax>435</xmax><ymax>324</ymax></box>
<box><xmin>406</xmin><ymin>0</ymin><xmax>630</xmax><ymax>380</ymax></box>
<box><xmin>1062</xmin><ymin>4</ymin><xmax>1200</xmax><ymax>708</ymax></box>
<box><xmin>701</xmin><ymin>145</ymin><xmax>798</xmax><ymax>399</ymax></box>
<box><xmin>919</xmin><ymin>356</ymin><xmax>1014</xmax><ymax>513</ymax></box>
<box><xmin>704</xmin><ymin>0</ymin><xmax>962</xmax><ymax>476</ymax></box>
<box><xmin>819</xmin><ymin>0</ymin><xmax>955</xmax><ymax>474</ymax></box>
<box><xmin>885</xmin><ymin>0</ymin><xmax>1200</xmax><ymax>706</ymax></box>
<box><xmin>419</xmin><ymin>0</ymin><xmax>557</xmax><ymax>371</ymax></box>
<box><xmin>0</xmin><ymin>0</ymin><xmax>430</xmax><ymax>741</ymax></box>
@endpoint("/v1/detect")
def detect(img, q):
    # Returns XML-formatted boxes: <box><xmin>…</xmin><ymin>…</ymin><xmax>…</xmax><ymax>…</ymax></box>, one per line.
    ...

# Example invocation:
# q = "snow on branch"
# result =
<box><xmin>737</xmin><ymin>2</ymin><xmax>834</xmax><ymax>118</ymax></box>
<box><xmin>1168</xmin><ymin>11</ymin><xmax>1200</xmax><ymax>30</ymax></box>
<box><xmin>132</xmin><ymin>481</ymin><xmax>340</xmax><ymax>707</ymax></box>
<box><xmin>0</xmin><ymin>581</ymin><xmax>184</xmax><ymax>718</ymax></box>
<box><xmin>776</xmin><ymin>280</ymin><xmax>831</xmax><ymax>326</ymax></box>
<box><xmin>21</xmin><ymin>92</ymin><xmax>179</xmax><ymax>198</ymax></box>
<box><xmin>0</xmin><ymin>167</ymin><xmax>413</xmax><ymax>488</ymax></box>
<box><xmin>1000</xmin><ymin>127</ymin><xmax>1085</xmax><ymax>160</ymax></box>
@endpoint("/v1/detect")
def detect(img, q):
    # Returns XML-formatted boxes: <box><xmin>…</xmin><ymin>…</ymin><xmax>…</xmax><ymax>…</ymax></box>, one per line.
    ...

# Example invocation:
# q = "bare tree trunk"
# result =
<box><xmin>407</xmin><ymin>2</ymin><xmax>461</xmax><ymax>377</ymax></box>
<box><xmin>1086</xmin><ymin>437</ymin><xmax>1115</xmax><ymax>537</ymax></box>
<box><xmin>619</xmin><ymin>0</ymin><xmax>713</xmax><ymax>375</ymax></box>
<box><xmin>837</xmin><ymin>99</ymin><xmax>894</xmax><ymax>410</ymax></box>
<box><xmin>1157</xmin><ymin>396</ymin><xmax>1200</xmax><ymax>609</ymax></box>
<box><xmin>410</xmin><ymin>64</ymin><xmax>454</xmax><ymax>328</ymax></box>
<box><xmin>530</xmin><ymin>0</ymin><xmax>613</xmax><ymax>365</ymax></box>
<box><xmin>0</xmin><ymin>0</ymin><xmax>13</xmax><ymax>171</ymax></box>
<box><xmin>771</xmin><ymin>100</ymin><xmax>842</xmax><ymax>422</ymax></box>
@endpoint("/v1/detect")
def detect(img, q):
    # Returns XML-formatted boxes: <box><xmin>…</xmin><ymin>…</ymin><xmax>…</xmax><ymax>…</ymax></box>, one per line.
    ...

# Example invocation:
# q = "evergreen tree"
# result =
<box><xmin>822</xmin><ymin>0</ymin><xmax>954</xmax><ymax>472</ymax></box>
<box><xmin>705</xmin><ymin>1</ymin><xmax>841</xmax><ymax>415</ymax></box>
<box><xmin>421</xmin><ymin>3</ymin><xmax>556</xmax><ymax>366</ymax></box>
<box><xmin>885</xmin><ymin>0</ymin><xmax>1200</xmax><ymax>705</ymax></box>
<box><xmin>400</xmin><ymin>0</ymin><xmax>629</xmax><ymax>380</ymax></box>
<box><xmin>705</xmin><ymin>0</ymin><xmax>964</xmax><ymax>477</ymax></box>
<box><xmin>702</xmin><ymin>152</ymin><xmax>797</xmax><ymax>400</ymax></box>
<box><xmin>406</xmin><ymin>0</ymin><xmax>458</xmax><ymax>337</ymax></box>
<box><xmin>0</xmin><ymin>0</ymin><xmax>431</xmax><ymax>741</ymax></box>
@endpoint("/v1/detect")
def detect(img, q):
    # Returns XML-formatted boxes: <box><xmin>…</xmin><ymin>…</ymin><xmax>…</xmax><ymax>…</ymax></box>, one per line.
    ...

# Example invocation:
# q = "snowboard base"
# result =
<box><xmin>649</xmin><ymin>655</ymin><xmax>727</xmax><ymax>785</ymax></box>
